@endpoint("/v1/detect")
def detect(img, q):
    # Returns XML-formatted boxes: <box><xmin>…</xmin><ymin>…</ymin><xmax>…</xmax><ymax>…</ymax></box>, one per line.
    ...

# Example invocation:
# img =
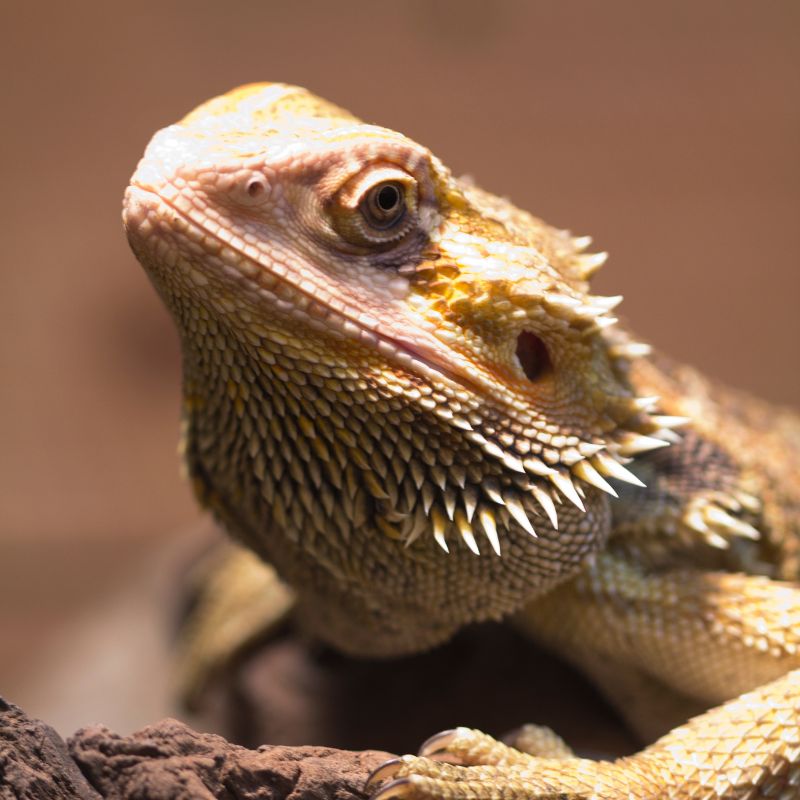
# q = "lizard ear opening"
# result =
<box><xmin>515</xmin><ymin>330</ymin><xmax>551</xmax><ymax>382</ymax></box>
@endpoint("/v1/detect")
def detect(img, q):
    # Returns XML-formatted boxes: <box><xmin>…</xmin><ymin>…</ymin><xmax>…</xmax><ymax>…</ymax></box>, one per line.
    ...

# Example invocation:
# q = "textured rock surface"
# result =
<box><xmin>0</xmin><ymin>697</ymin><xmax>99</xmax><ymax>800</ymax></box>
<box><xmin>69</xmin><ymin>719</ymin><xmax>389</xmax><ymax>800</ymax></box>
<box><xmin>0</xmin><ymin>696</ymin><xmax>389</xmax><ymax>800</ymax></box>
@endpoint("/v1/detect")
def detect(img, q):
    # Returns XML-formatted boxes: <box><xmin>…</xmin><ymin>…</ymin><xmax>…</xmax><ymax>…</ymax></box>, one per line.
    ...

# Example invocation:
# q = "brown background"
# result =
<box><xmin>1</xmin><ymin>0</ymin><xmax>798</xmax><ymax>736</ymax></box>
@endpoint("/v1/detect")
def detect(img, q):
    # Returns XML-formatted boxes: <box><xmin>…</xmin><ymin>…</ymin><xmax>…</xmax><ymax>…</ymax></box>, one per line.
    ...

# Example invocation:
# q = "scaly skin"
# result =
<box><xmin>124</xmin><ymin>84</ymin><xmax>800</xmax><ymax>799</ymax></box>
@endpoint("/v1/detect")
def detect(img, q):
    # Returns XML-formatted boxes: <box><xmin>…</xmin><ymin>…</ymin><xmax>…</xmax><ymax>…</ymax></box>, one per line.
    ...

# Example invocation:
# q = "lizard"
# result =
<box><xmin>123</xmin><ymin>83</ymin><xmax>800</xmax><ymax>799</ymax></box>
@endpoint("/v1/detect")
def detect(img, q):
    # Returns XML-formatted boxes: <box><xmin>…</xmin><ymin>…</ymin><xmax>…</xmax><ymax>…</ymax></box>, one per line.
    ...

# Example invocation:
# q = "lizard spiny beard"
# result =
<box><xmin>176</xmin><ymin>296</ymin><xmax>613</xmax><ymax>655</ymax></box>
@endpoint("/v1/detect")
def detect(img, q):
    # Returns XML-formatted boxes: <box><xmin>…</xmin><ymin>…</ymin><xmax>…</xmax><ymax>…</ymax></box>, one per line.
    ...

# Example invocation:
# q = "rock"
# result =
<box><xmin>68</xmin><ymin>719</ymin><xmax>389</xmax><ymax>800</ymax></box>
<box><xmin>0</xmin><ymin>696</ymin><xmax>100</xmax><ymax>800</ymax></box>
<box><xmin>1</xmin><ymin>695</ymin><xmax>390</xmax><ymax>800</ymax></box>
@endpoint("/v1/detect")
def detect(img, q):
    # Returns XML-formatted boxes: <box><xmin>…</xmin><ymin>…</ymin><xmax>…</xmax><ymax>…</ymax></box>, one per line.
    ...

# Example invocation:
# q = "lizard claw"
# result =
<box><xmin>370</xmin><ymin>777</ymin><xmax>415</xmax><ymax>800</ymax></box>
<box><xmin>418</xmin><ymin>728</ymin><xmax>458</xmax><ymax>756</ymax></box>
<box><xmin>365</xmin><ymin>757</ymin><xmax>405</xmax><ymax>790</ymax></box>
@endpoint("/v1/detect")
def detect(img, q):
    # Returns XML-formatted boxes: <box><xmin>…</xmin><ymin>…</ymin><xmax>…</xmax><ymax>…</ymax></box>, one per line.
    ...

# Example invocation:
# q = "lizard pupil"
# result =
<box><xmin>362</xmin><ymin>181</ymin><xmax>405</xmax><ymax>229</ymax></box>
<box><xmin>377</xmin><ymin>184</ymin><xmax>400</xmax><ymax>211</ymax></box>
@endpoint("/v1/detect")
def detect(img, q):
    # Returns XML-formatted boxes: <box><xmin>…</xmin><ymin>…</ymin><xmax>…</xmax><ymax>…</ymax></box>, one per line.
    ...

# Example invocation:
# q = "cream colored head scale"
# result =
<box><xmin>124</xmin><ymin>83</ymin><xmax>673</xmax><ymax>655</ymax></box>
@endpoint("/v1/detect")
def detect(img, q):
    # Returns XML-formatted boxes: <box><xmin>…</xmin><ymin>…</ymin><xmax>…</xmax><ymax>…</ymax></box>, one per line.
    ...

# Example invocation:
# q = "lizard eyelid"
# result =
<box><xmin>329</xmin><ymin>164</ymin><xmax>420</xmax><ymax>250</ymax></box>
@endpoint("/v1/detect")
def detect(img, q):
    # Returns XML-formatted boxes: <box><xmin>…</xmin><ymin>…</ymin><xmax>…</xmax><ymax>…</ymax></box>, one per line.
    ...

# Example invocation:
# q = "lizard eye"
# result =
<box><xmin>361</xmin><ymin>181</ymin><xmax>406</xmax><ymax>229</ymax></box>
<box><xmin>329</xmin><ymin>164</ymin><xmax>418</xmax><ymax>249</ymax></box>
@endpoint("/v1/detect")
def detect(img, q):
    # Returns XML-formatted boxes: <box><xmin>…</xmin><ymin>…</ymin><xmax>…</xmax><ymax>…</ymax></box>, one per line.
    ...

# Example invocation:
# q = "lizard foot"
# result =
<box><xmin>366</xmin><ymin>727</ymin><xmax>610</xmax><ymax>800</ymax></box>
<box><xmin>416</xmin><ymin>725</ymin><xmax>574</xmax><ymax>764</ymax></box>
<box><xmin>368</xmin><ymin>754</ymin><xmax>553</xmax><ymax>800</ymax></box>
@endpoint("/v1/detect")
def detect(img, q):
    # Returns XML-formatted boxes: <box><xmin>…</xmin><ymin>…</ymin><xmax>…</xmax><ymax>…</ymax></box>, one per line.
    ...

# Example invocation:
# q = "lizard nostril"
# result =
<box><xmin>246</xmin><ymin>178</ymin><xmax>266</xmax><ymax>199</ymax></box>
<box><xmin>515</xmin><ymin>330</ymin><xmax>551</xmax><ymax>381</ymax></box>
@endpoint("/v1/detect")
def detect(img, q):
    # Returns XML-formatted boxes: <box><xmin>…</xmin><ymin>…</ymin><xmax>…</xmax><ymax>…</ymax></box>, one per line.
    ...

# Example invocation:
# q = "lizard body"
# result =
<box><xmin>124</xmin><ymin>84</ymin><xmax>800</xmax><ymax>799</ymax></box>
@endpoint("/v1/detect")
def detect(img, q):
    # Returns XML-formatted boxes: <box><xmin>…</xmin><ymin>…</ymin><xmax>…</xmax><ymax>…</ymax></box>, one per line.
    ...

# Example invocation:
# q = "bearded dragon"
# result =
<box><xmin>123</xmin><ymin>84</ymin><xmax>800</xmax><ymax>799</ymax></box>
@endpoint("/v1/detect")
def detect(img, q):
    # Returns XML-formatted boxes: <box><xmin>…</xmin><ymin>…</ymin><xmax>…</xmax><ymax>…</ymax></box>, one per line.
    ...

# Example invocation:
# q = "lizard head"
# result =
<box><xmin>124</xmin><ymin>84</ymin><xmax>680</xmax><ymax>655</ymax></box>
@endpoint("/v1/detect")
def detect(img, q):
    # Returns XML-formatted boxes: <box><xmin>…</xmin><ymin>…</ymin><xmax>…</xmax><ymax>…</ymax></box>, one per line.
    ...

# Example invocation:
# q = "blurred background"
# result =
<box><xmin>1</xmin><ymin>0</ymin><xmax>798</xmax><ymax>741</ymax></box>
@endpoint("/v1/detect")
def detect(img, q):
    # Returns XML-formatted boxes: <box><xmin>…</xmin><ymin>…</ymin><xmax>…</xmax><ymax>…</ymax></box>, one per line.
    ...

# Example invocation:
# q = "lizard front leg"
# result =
<box><xmin>368</xmin><ymin>669</ymin><xmax>800</xmax><ymax>799</ymax></box>
<box><xmin>521</xmin><ymin>551</ymin><xmax>800</xmax><ymax>722</ymax></box>
<box><xmin>174</xmin><ymin>541</ymin><xmax>295</xmax><ymax>709</ymax></box>
<box><xmin>369</xmin><ymin>553</ymin><xmax>800</xmax><ymax>798</ymax></box>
